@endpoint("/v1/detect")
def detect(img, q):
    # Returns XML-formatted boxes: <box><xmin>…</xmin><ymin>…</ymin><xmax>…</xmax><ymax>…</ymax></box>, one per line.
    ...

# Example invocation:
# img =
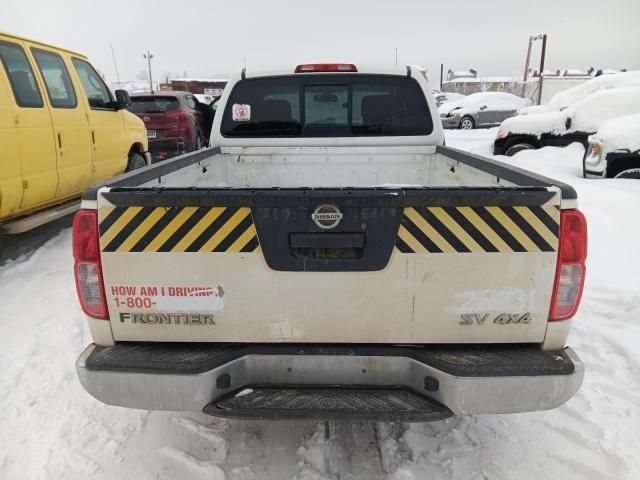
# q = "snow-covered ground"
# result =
<box><xmin>2</xmin><ymin>129</ymin><xmax>639</xmax><ymax>480</ymax></box>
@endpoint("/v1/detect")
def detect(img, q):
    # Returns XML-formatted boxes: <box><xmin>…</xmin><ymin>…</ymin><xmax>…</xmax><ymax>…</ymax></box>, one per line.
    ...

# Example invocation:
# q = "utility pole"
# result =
<box><xmin>143</xmin><ymin>50</ymin><xmax>154</xmax><ymax>93</ymax></box>
<box><xmin>537</xmin><ymin>34</ymin><xmax>548</xmax><ymax>105</ymax></box>
<box><xmin>440</xmin><ymin>63</ymin><xmax>444</xmax><ymax>90</ymax></box>
<box><xmin>395</xmin><ymin>48</ymin><xmax>398</xmax><ymax>65</ymax></box>
<box><xmin>522</xmin><ymin>34</ymin><xmax>548</xmax><ymax>104</ymax></box>
<box><xmin>522</xmin><ymin>36</ymin><xmax>533</xmax><ymax>97</ymax></box>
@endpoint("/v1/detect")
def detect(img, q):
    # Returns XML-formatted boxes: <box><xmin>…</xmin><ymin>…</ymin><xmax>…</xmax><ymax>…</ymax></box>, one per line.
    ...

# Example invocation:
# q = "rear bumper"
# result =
<box><xmin>76</xmin><ymin>343</ymin><xmax>584</xmax><ymax>418</ymax></box>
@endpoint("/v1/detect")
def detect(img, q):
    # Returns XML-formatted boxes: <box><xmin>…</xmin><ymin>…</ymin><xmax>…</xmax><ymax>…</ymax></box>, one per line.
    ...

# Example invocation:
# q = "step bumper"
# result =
<box><xmin>76</xmin><ymin>343</ymin><xmax>584</xmax><ymax>418</ymax></box>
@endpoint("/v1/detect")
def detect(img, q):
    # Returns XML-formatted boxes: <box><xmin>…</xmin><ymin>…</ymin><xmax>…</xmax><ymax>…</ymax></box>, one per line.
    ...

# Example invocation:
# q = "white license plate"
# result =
<box><xmin>147</xmin><ymin>129</ymin><xmax>156</xmax><ymax>139</ymax></box>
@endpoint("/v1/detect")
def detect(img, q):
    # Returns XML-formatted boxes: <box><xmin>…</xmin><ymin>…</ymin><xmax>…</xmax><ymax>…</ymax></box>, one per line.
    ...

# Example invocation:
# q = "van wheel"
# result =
<box><xmin>459</xmin><ymin>116</ymin><xmax>475</xmax><ymax>130</ymax></box>
<box><xmin>505</xmin><ymin>143</ymin><xmax>535</xmax><ymax>157</ymax></box>
<box><xmin>614</xmin><ymin>168</ymin><xmax>640</xmax><ymax>179</ymax></box>
<box><xmin>126</xmin><ymin>152</ymin><xmax>147</xmax><ymax>172</ymax></box>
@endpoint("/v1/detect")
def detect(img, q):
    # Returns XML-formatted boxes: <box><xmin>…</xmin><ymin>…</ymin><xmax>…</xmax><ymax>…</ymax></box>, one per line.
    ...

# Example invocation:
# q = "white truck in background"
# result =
<box><xmin>73</xmin><ymin>64</ymin><xmax>587</xmax><ymax>421</ymax></box>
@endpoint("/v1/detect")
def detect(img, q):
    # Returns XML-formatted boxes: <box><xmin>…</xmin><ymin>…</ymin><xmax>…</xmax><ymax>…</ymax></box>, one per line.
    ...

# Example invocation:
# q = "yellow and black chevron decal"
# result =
<box><xmin>395</xmin><ymin>205</ymin><xmax>559</xmax><ymax>253</ymax></box>
<box><xmin>99</xmin><ymin>206</ymin><xmax>260</xmax><ymax>253</ymax></box>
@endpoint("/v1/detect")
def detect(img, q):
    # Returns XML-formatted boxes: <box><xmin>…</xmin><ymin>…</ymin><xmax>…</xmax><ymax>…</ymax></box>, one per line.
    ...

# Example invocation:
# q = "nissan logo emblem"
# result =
<box><xmin>311</xmin><ymin>204</ymin><xmax>343</xmax><ymax>230</ymax></box>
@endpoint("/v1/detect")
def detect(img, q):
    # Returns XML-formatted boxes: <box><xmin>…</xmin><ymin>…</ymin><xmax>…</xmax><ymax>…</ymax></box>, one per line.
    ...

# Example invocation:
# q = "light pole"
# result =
<box><xmin>143</xmin><ymin>51</ymin><xmax>154</xmax><ymax>93</ymax></box>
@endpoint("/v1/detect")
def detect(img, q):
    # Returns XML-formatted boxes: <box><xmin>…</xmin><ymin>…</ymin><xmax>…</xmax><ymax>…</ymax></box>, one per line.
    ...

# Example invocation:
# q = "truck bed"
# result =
<box><xmin>83</xmin><ymin>145</ymin><xmax>574</xmax><ymax>345</ymax></box>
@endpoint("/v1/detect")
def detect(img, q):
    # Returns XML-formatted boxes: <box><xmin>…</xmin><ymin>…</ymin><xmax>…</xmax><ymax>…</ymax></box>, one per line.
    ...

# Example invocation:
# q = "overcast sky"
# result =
<box><xmin>2</xmin><ymin>0</ymin><xmax>639</xmax><ymax>84</ymax></box>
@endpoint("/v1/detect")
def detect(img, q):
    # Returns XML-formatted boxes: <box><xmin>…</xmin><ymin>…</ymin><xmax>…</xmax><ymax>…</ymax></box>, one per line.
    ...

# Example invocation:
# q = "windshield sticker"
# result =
<box><xmin>232</xmin><ymin>103</ymin><xmax>251</xmax><ymax>122</ymax></box>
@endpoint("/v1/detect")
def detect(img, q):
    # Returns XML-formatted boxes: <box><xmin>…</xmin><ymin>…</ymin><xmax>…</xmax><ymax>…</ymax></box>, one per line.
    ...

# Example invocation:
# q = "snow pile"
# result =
<box><xmin>517</xmin><ymin>104</ymin><xmax>560</xmax><ymax>116</ymax></box>
<box><xmin>548</xmin><ymin>71</ymin><xmax>640</xmax><ymax>108</ymax></box>
<box><xmin>499</xmin><ymin>86</ymin><xmax>640</xmax><ymax>136</ymax></box>
<box><xmin>438</xmin><ymin>92</ymin><xmax>531</xmax><ymax>116</ymax></box>
<box><xmin>499</xmin><ymin>110</ymin><xmax>566</xmax><ymax>136</ymax></box>
<box><xmin>590</xmin><ymin>113</ymin><xmax>640</xmax><ymax>152</ymax></box>
<box><xmin>517</xmin><ymin>71</ymin><xmax>640</xmax><ymax>117</ymax></box>
<box><xmin>567</xmin><ymin>86</ymin><xmax>640</xmax><ymax>133</ymax></box>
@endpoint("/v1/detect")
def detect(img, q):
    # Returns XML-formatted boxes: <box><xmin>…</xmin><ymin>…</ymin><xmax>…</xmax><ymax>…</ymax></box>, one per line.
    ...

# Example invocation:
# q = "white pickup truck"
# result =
<box><xmin>74</xmin><ymin>64</ymin><xmax>587</xmax><ymax>421</ymax></box>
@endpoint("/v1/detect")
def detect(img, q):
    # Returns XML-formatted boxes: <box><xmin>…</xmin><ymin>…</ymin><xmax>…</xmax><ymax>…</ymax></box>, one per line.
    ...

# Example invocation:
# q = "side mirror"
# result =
<box><xmin>565</xmin><ymin>116</ymin><xmax>572</xmax><ymax>130</ymax></box>
<box><xmin>115</xmin><ymin>89</ymin><xmax>131</xmax><ymax>110</ymax></box>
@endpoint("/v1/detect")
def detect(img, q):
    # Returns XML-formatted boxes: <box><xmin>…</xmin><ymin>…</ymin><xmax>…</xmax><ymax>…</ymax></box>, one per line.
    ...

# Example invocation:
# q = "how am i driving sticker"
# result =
<box><xmin>232</xmin><ymin>103</ymin><xmax>251</xmax><ymax>122</ymax></box>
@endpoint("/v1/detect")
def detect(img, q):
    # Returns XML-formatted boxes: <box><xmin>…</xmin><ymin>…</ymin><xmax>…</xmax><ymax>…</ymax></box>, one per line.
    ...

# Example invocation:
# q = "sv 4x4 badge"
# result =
<box><xmin>460</xmin><ymin>313</ymin><xmax>532</xmax><ymax>325</ymax></box>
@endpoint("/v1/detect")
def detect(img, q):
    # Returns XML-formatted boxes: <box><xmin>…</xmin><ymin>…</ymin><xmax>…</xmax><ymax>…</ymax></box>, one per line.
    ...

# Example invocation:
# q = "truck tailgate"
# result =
<box><xmin>97</xmin><ymin>186</ymin><xmax>561</xmax><ymax>344</ymax></box>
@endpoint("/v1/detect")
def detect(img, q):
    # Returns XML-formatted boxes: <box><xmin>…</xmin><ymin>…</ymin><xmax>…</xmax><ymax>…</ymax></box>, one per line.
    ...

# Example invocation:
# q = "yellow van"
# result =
<box><xmin>0</xmin><ymin>32</ymin><xmax>149</xmax><ymax>230</ymax></box>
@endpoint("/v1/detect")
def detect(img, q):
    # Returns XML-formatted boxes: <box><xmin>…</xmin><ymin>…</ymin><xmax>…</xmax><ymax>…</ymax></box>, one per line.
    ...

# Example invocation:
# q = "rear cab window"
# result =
<box><xmin>221</xmin><ymin>74</ymin><xmax>432</xmax><ymax>137</ymax></box>
<box><xmin>0</xmin><ymin>40</ymin><xmax>44</xmax><ymax>108</ymax></box>
<box><xmin>129</xmin><ymin>96</ymin><xmax>180</xmax><ymax>113</ymax></box>
<box><xmin>31</xmin><ymin>48</ymin><xmax>77</xmax><ymax>109</ymax></box>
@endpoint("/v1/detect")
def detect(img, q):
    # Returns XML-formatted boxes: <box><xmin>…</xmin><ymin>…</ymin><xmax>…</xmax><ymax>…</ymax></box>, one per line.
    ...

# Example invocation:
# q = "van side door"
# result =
<box><xmin>30</xmin><ymin>46</ymin><xmax>92</xmax><ymax>199</ymax></box>
<box><xmin>0</xmin><ymin>40</ymin><xmax>58</xmax><ymax>211</ymax></box>
<box><xmin>71</xmin><ymin>57</ymin><xmax>128</xmax><ymax>182</ymax></box>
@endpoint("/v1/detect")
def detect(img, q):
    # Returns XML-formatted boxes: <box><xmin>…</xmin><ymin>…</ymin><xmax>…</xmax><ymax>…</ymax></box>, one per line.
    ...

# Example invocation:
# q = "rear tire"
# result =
<box><xmin>126</xmin><ymin>151</ymin><xmax>147</xmax><ymax>172</ymax></box>
<box><xmin>614</xmin><ymin>168</ymin><xmax>640</xmax><ymax>179</ymax></box>
<box><xmin>459</xmin><ymin>116</ymin><xmax>475</xmax><ymax>130</ymax></box>
<box><xmin>505</xmin><ymin>143</ymin><xmax>535</xmax><ymax>157</ymax></box>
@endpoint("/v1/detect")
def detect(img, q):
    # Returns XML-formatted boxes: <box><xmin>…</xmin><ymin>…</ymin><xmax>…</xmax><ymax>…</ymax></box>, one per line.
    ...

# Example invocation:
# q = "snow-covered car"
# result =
<box><xmin>583</xmin><ymin>113</ymin><xmax>640</xmax><ymax>179</ymax></box>
<box><xmin>517</xmin><ymin>71</ymin><xmax>640</xmax><ymax>116</ymax></box>
<box><xmin>494</xmin><ymin>86</ymin><xmax>640</xmax><ymax>156</ymax></box>
<box><xmin>438</xmin><ymin>92</ymin><xmax>531</xmax><ymax>130</ymax></box>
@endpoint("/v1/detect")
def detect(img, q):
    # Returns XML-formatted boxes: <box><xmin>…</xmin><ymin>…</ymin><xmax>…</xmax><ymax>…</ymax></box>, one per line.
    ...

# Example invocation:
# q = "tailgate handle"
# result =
<box><xmin>289</xmin><ymin>232</ymin><xmax>365</xmax><ymax>249</ymax></box>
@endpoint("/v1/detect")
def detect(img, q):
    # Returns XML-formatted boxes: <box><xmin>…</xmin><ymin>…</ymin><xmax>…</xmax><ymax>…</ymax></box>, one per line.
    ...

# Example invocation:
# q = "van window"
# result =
<box><xmin>72</xmin><ymin>58</ymin><xmax>113</xmax><ymax>109</ymax></box>
<box><xmin>0</xmin><ymin>40</ymin><xmax>43</xmax><ymax>108</ymax></box>
<box><xmin>31</xmin><ymin>49</ymin><xmax>77</xmax><ymax>109</ymax></box>
<box><xmin>221</xmin><ymin>75</ymin><xmax>432</xmax><ymax>137</ymax></box>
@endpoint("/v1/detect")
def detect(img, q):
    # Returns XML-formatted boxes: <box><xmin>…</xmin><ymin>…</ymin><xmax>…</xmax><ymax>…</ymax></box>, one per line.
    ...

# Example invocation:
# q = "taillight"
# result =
<box><xmin>73</xmin><ymin>210</ymin><xmax>108</xmax><ymax>320</ymax></box>
<box><xmin>295</xmin><ymin>63</ymin><xmax>358</xmax><ymax>73</ymax></box>
<box><xmin>549</xmin><ymin>209</ymin><xmax>587</xmax><ymax>321</ymax></box>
